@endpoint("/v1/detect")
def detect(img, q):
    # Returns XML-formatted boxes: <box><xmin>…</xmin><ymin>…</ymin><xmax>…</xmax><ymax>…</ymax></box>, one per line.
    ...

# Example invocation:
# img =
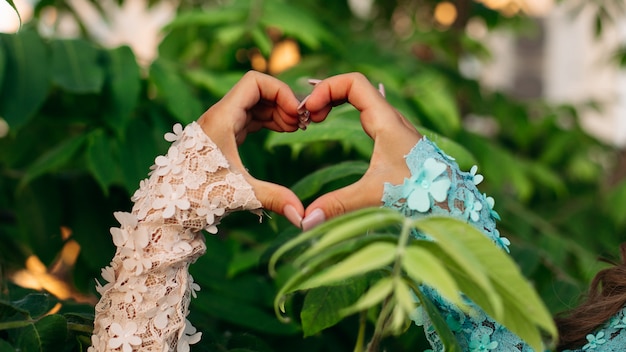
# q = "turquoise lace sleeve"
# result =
<box><xmin>381</xmin><ymin>136</ymin><xmax>532</xmax><ymax>352</ymax></box>
<box><xmin>382</xmin><ymin>137</ymin><xmax>626</xmax><ymax>352</ymax></box>
<box><xmin>561</xmin><ymin>306</ymin><xmax>626</xmax><ymax>352</ymax></box>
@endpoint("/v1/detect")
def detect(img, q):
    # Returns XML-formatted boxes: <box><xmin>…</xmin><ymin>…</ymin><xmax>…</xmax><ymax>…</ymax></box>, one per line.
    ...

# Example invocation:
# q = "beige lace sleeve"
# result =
<box><xmin>89</xmin><ymin>122</ymin><xmax>262</xmax><ymax>352</ymax></box>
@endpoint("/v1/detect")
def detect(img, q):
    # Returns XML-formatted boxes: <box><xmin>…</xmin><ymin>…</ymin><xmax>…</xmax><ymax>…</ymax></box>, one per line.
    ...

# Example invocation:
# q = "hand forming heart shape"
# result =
<box><xmin>197</xmin><ymin>71</ymin><xmax>422</xmax><ymax>230</ymax></box>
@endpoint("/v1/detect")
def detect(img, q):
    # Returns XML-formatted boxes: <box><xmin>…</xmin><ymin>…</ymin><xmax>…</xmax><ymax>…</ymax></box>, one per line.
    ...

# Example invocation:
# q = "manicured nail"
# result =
<box><xmin>378</xmin><ymin>83</ymin><xmax>386</xmax><ymax>98</ymax></box>
<box><xmin>308</xmin><ymin>78</ymin><xmax>322</xmax><ymax>86</ymax></box>
<box><xmin>283</xmin><ymin>204</ymin><xmax>303</xmax><ymax>228</ymax></box>
<box><xmin>297</xmin><ymin>95</ymin><xmax>310</xmax><ymax>115</ymax></box>
<box><xmin>301</xmin><ymin>208</ymin><xmax>326</xmax><ymax>231</ymax></box>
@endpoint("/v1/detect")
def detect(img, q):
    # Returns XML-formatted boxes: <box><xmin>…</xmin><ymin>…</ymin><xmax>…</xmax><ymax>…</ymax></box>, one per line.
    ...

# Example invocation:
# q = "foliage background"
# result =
<box><xmin>1</xmin><ymin>0</ymin><xmax>625</xmax><ymax>350</ymax></box>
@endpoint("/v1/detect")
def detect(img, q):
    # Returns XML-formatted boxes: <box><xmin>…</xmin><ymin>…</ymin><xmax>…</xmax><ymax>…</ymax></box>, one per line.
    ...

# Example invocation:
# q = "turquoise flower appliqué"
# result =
<box><xmin>583</xmin><ymin>331</ymin><xmax>607</xmax><ymax>350</ymax></box>
<box><xmin>469</xmin><ymin>334</ymin><xmax>498</xmax><ymax>352</ymax></box>
<box><xmin>404</xmin><ymin>158</ymin><xmax>451</xmax><ymax>212</ymax></box>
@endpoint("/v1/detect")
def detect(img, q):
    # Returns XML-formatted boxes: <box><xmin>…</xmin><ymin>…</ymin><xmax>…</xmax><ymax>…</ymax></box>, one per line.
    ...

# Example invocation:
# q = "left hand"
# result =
<box><xmin>197</xmin><ymin>71</ymin><xmax>305</xmax><ymax>226</ymax></box>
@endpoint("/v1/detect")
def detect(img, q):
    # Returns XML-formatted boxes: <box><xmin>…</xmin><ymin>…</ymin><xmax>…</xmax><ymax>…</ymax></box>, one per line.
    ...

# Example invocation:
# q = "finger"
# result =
<box><xmin>301</xmin><ymin>178</ymin><xmax>384</xmax><ymax>231</ymax></box>
<box><xmin>222</xmin><ymin>70</ymin><xmax>300</xmax><ymax>118</ymax></box>
<box><xmin>247</xmin><ymin>178</ymin><xmax>305</xmax><ymax>228</ymax></box>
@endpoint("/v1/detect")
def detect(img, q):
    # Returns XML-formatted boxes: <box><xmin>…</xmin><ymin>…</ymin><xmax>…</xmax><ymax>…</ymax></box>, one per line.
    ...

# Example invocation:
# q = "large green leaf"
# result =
<box><xmin>0</xmin><ymin>43</ymin><xmax>5</xmax><ymax>96</ymax></box>
<box><xmin>291</xmin><ymin>161</ymin><xmax>369</xmax><ymax>200</ymax></box>
<box><xmin>17</xmin><ymin>133</ymin><xmax>88</xmax><ymax>190</ymax></box>
<box><xmin>14</xmin><ymin>314</ymin><xmax>67</xmax><ymax>352</ymax></box>
<box><xmin>0</xmin><ymin>30</ymin><xmax>50</xmax><ymax>130</ymax></box>
<box><xmin>300</xmin><ymin>278</ymin><xmax>367</xmax><ymax>337</ymax></box>
<box><xmin>185</xmin><ymin>69</ymin><xmax>245</xmax><ymax>97</ymax></box>
<box><xmin>86</xmin><ymin>129</ymin><xmax>122</xmax><ymax>193</ymax></box>
<box><xmin>51</xmin><ymin>39</ymin><xmax>104</xmax><ymax>93</ymax></box>
<box><xmin>414</xmin><ymin>216</ymin><xmax>557</xmax><ymax>350</ymax></box>
<box><xmin>413</xmin><ymin>288</ymin><xmax>462</xmax><ymax>352</ymax></box>
<box><xmin>150</xmin><ymin>58</ymin><xmax>203</xmax><ymax>124</ymax></box>
<box><xmin>102</xmin><ymin>45</ymin><xmax>140</xmax><ymax>137</ymax></box>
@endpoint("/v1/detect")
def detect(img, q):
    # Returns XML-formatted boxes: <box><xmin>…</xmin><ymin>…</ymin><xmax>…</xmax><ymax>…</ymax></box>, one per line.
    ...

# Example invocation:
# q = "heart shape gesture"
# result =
<box><xmin>197</xmin><ymin>71</ymin><xmax>422</xmax><ymax>229</ymax></box>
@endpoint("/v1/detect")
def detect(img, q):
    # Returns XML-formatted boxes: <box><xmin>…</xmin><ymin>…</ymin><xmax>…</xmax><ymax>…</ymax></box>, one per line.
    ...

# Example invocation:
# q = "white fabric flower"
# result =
<box><xmin>148</xmin><ymin>294</ymin><xmax>179</xmax><ymax>330</ymax></box>
<box><xmin>164</xmin><ymin>123</ymin><xmax>184</xmax><ymax>142</ymax></box>
<box><xmin>152</xmin><ymin>183</ymin><xmax>191</xmax><ymax>218</ymax></box>
<box><xmin>121</xmin><ymin>248</ymin><xmax>152</xmax><ymax>275</ymax></box>
<box><xmin>95</xmin><ymin>265</ymin><xmax>116</xmax><ymax>294</ymax></box>
<box><xmin>131</xmin><ymin>178</ymin><xmax>150</xmax><ymax>202</ymax></box>
<box><xmin>196</xmin><ymin>197</ymin><xmax>225</xmax><ymax>225</ymax></box>
<box><xmin>108</xmin><ymin>322</ymin><xmax>142</xmax><ymax>352</ymax></box>
<box><xmin>117</xmin><ymin>279</ymin><xmax>148</xmax><ymax>304</ymax></box>
<box><xmin>177</xmin><ymin>319</ymin><xmax>202</xmax><ymax>352</ymax></box>
<box><xmin>188</xmin><ymin>274</ymin><xmax>201</xmax><ymax>299</ymax></box>
<box><xmin>153</xmin><ymin>145</ymin><xmax>185</xmax><ymax>176</ymax></box>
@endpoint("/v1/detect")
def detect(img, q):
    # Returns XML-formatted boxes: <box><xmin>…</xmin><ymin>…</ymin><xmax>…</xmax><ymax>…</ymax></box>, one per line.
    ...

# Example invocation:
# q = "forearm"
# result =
<box><xmin>90</xmin><ymin>122</ymin><xmax>261</xmax><ymax>352</ymax></box>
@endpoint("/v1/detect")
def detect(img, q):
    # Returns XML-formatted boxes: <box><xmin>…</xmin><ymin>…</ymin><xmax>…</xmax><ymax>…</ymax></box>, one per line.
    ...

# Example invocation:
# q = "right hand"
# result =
<box><xmin>299</xmin><ymin>72</ymin><xmax>423</xmax><ymax>230</ymax></box>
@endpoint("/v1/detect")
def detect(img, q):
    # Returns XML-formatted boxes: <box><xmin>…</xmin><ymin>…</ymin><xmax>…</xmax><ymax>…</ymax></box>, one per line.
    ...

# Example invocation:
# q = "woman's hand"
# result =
<box><xmin>299</xmin><ymin>72</ymin><xmax>423</xmax><ymax>230</ymax></box>
<box><xmin>197</xmin><ymin>70</ymin><xmax>305</xmax><ymax>227</ymax></box>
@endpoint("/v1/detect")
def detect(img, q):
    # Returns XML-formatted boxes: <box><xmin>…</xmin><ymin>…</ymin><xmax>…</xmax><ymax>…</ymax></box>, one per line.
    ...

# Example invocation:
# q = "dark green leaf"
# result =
<box><xmin>0</xmin><ymin>338</ymin><xmax>15</xmax><ymax>352</ymax></box>
<box><xmin>51</xmin><ymin>39</ymin><xmax>104</xmax><ymax>93</ymax></box>
<box><xmin>409</xmin><ymin>72</ymin><xmax>461</xmax><ymax>136</ymax></box>
<box><xmin>0</xmin><ymin>42</ymin><xmax>5</xmax><ymax>94</ymax></box>
<box><xmin>260</xmin><ymin>1</ymin><xmax>334</xmax><ymax>49</ymax></box>
<box><xmin>301</xmin><ymin>278</ymin><xmax>367</xmax><ymax>337</ymax></box>
<box><xmin>164</xmin><ymin>7</ymin><xmax>248</xmax><ymax>30</ymax></box>
<box><xmin>192</xmin><ymin>291</ymin><xmax>299</xmax><ymax>335</ymax></box>
<box><xmin>150</xmin><ymin>58</ymin><xmax>203</xmax><ymax>124</ymax></box>
<box><xmin>119</xmin><ymin>118</ymin><xmax>161</xmax><ymax>193</ymax></box>
<box><xmin>12</xmin><ymin>294</ymin><xmax>57</xmax><ymax>319</ymax></box>
<box><xmin>86</xmin><ymin>129</ymin><xmax>122</xmax><ymax>193</ymax></box>
<box><xmin>18</xmin><ymin>133</ymin><xmax>87</xmax><ymax>190</ymax></box>
<box><xmin>15</xmin><ymin>314</ymin><xmax>67</xmax><ymax>352</ymax></box>
<box><xmin>103</xmin><ymin>45</ymin><xmax>140</xmax><ymax>137</ymax></box>
<box><xmin>185</xmin><ymin>69</ymin><xmax>245</xmax><ymax>97</ymax></box>
<box><xmin>291</xmin><ymin>161</ymin><xmax>369</xmax><ymax>200</ymax></box>
<box><xmin>0</xmin><ymin>30</ymin><xmax>51</xmax><ymax>130</ymax></box>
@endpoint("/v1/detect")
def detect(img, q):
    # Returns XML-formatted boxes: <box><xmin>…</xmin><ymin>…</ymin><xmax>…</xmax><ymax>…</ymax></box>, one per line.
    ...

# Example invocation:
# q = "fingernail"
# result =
<box><xmin>297</xmin><ymin>95</ymin><xmax>310</xmax><ymax>115</ymax></box>
<box><xmin>308</xmin><ymin>78</ymin><xmax>322</xmax><ymax>86</ymax></box>
<box><xmin>378</xmin><ymin>83</ymin><xmax>386</xmax><ymax>98</ymax></box>
<box><xmin>283</xmin><ymin>204</ymin><xmax>303</xmax><ymax>228</ymax></box>
<box><xmin>301</xmin><ymin>208</ymin><xmax>326</xmax><ymax>231</ymax></box>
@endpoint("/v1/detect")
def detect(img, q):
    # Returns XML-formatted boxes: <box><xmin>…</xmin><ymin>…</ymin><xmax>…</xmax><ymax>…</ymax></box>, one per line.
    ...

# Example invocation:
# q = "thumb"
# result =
<box><xmin>301</xmin><ymin>178</ymin><xmax>385</xmax><ymax>231</ymax></box>
<box><xmin>247</xmin><ymin>178</ymin><xmax>305</xmax><ymax>228</ymax></box>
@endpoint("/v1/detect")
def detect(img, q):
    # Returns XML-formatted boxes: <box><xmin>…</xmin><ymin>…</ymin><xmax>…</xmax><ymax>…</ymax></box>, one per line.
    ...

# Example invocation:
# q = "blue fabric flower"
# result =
<box><xmin>470</xmin><ymin>165</ymin><xmax>484</xmax><ymax>185</ymax></box>
<box><xmin>469</xmin><ymin>334</ymin><xmax>498</xmax><ymax>352</ymax></box>
<box><xmin>403</xmin><ymin>158</ymin><xmax>451</xmax><ymax>212</ymax></box>
<box><xmin>609</xmin><ymin>313</ymin><xmax>626</xmax><ymax>329</ymax></box>
<box><xmin>583</xmin><ymin>331</ymin><xmax>606</xmax><ymax>350</ymax></box>
<box><xmin>483</xmin><ymin>193</ymin><xmax>501</xmax><ymax>221</ymax></box>
<box><xmin>493</xmin><ymin>229</ymin><xmax>511</xmax><ymax>253</ymax></box>
<box><xmin>462</xmin><ymin>191</ymin><xmax>483</xmax><ymax>222</ymax></box>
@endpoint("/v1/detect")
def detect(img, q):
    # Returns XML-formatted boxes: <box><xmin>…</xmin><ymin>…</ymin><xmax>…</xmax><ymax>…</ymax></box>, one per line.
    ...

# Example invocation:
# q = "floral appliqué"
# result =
<box><xmin>403</xmin><ymin>158</ymin><xmax>451</xmax><ymax>212</ymax></box>
<box><xmin>583</xmin><ymin>331</ymin><xmax>607</xmax><ymax>350</ymax></box>
<box><xmin>108</xmin><ymin>322</ymin><xmax>142</xmax><ymax>352</ymax></box>
<box><xmin>469</xmin><ymin>334</ymin><xmax>499</xmax><ymax>352</ymax></box>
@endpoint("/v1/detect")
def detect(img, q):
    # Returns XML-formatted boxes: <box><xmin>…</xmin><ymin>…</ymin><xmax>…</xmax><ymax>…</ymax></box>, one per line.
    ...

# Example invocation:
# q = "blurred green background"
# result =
<box><xmin>1</xmin><ymin>0</ymin><xmax>626</xmax><ymax>350</ymax></box>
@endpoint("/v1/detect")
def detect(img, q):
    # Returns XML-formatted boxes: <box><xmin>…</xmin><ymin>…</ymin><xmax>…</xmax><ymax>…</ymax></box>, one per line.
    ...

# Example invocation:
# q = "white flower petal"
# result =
<box><xmin>408</xmin><ymin>188</ymin><xmax>431</xmax><ymax>212</ymax></box>
<box><xmin>430</xmin><ymin>179</ymin><xmax>451</xmax><ymax>203</ymax></box>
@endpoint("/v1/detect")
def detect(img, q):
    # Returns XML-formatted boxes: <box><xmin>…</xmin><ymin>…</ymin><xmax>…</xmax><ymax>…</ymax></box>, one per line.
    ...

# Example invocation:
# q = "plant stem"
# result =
<box><xmin>366</xmin><ymin>218</ymin><xmax>414</xmax><ymax>352</ymax></box>
<box><xmin>354</xmin><ymin>311</ymin><xmax>367</xmax><ymax>352</ymax></box>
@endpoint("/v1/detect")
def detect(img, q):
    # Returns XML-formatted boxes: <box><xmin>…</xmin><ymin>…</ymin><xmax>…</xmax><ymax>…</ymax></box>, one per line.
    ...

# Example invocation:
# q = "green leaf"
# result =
<box><xmin>402</xmin><ymin>245</ymin><xmax>463</xmax><ymax>307</ymax></box>
<box><xmin>86</xmin><ymin>129</ymin><xmax>122</xmax><ymax>194</ymax></box>
<box><xmin>150</xmin><ymin>58</ymin><xmax>203</xmax><ymax>124</ymax></box>
<box><xmin>300</xmin><ymin>278</ymin><xmax>367</xmax><ymax>337</ymax></box>
<box><xmin>291</xmin><ymin>161</ymin><xmax>369</xmax><ymax>200</ymax></box>
<box><xmin>18</xmin><ymin>133</ymin><xmax>88</xmax><ymax>190</ymax></box>
<box><xmin>265</xmin><ymin>106</ymin><xmax>373</xmax><ymax>157</ymax></box>
<box><xmin>0</xmin><ymin>30</ymin><xmax>51</xmax><ymax>130</ymax></box>
<box><xmin>192</xmin><ymin>291</ymin><xmax>299</xmax><ymax>335</ymax></box>
<box><xmin>296</xmin><ymin>210</ymin><xmax>403</xmax><ymax>265</ymax></box>
<box><xmin>103</xmin><ymin>45</ymin><xmax>140</xmax><ymax>137</ymax></box>
<box><xmin>295</xmin><ymin>242</ymin><xmax>396</xmax><ymax>291</ymax></box>
<box><xmin>12</xmin><ymin>294</ymin><xmax>57</xmax><ymax>319</ymax></box>
<box><xmin>412</xmin><ymin>217</ymin><xmax>500</xmax><ymax>318</ymax></box>
<box><xmin>0</xmin><ymin>338</ymin><xmax>15</xmax><ymax>352</ymax></box>
<box><xmin>164</xmin><ymin>6</ymin><xmax>247</xmax><ymax>30</ymax></box>
<box><xmin>393</xmin><ymin>279</ymin><xmax>416</xmax><ymax>316</ymax></box>
<box><xmin>341</xmin><ymin>277</ymin><xmax>394</xmax><ymax>317</ymax></box>
<box><xmin>409</xmin><ymin>72</ymin><xmax>461</xmax><ymax>136</ymax></box>
<box><xmin>260</xmin><ymin>1</ymin><xmax>334</xmax><ymax>49</ymax></box>
<box><xmin>269</xmin><ymin>207</ymin><xmax>391</xmax><ymax>277</ymax></box>
<box><xmin>0</xmin><ymin>42</ymin><xmax>5</xmax><ymax>94</ymax></box>
<box><xmin>413</xmin><ymin>288</ymin><xmax>462</xmax><ymax>352</ymax></box>
<box><xmin>15</xmin><ymin>314</ymin><xmax>67</xmax><ymax>352</ymax></box>
<box><xmin>119</xmin><ymin>118</ymin><xmax>161</xmax><ymax>193</ymax></box>
<box><xmin>414</xmin><ymin>217</ymin><xmax>557</xmax><ymax>350</ymax></box>
<box><xmin>51</xmin><ymin>39</ymin><xmax>104</xmax><ymax>93</ymax></box>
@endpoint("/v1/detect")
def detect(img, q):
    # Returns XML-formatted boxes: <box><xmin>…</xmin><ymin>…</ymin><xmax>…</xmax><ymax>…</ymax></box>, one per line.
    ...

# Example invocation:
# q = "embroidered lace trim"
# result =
<box><xmin>89</xmin><ymin>122</ymin><xmax>262</xmax><ymax>352</ymax></box>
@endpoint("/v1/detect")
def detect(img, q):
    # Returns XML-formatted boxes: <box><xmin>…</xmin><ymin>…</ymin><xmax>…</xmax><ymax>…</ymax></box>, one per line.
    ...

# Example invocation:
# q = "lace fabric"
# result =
<box><xmin>382</xmin><ymin>137</ymin><xmax>626</xmax><ymax>352</ymax></box>
<box><xmin>90</xmin><ymin>122</ymin><xmax>261</xmax><ymax>352</ymax></box>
